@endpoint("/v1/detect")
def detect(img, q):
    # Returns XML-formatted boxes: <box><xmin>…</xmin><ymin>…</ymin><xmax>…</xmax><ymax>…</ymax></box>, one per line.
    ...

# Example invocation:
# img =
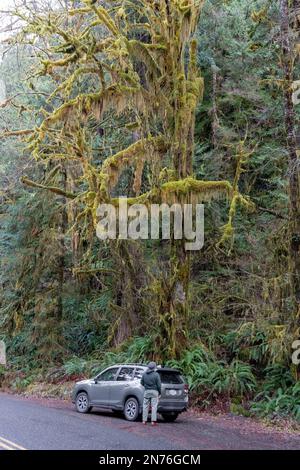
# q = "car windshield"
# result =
<box><xmin>158</xmin><ymin>371</ymin><xmax>183</xmax><ymax>384</ymax></box>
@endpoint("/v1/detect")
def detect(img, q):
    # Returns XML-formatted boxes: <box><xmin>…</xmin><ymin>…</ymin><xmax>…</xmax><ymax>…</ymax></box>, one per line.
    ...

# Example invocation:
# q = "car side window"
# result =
<box><xmin>134</xmin><ymin>368</ymin><xmax>145</xmax><ymax>380</ymax></box>
<box><xmin>117</xmin><ymin>367</ymin><xmax>134</xmax><ymax>381</ymax></box>
<box><xmin>97</xmin><ymin>367</ymin><xmax>119</xmax><ymax>381</ymax></box>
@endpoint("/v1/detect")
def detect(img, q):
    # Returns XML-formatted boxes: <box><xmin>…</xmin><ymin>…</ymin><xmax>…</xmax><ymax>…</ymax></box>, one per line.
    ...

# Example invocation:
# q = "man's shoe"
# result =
<box><xmin>142</xmin><ymin>421</ymin><xmax>147</xmax><ymax>425</ymax></box>
<box><xmin>151</xmin><ymin>421</ymin><xmax>157</xmax><ymax>426</ymax></box>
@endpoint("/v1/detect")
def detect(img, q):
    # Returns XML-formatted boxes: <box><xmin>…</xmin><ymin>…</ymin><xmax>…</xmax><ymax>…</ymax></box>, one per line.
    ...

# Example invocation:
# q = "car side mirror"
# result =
<box><xmin>94</xmin><ymin>378</ymin><xmax>98</xmax><ymax>384</ymax></box>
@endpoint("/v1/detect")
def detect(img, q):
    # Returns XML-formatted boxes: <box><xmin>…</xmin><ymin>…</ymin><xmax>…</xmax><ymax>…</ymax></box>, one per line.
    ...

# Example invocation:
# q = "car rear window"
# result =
<box><xmin>158</xmin><ymin>371</ymin><xmax>183</xmax><ymax>384</ymax></box>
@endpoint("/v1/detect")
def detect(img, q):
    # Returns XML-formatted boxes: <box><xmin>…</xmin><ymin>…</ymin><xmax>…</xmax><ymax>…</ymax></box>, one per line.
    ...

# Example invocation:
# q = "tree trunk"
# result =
<box><xmin>280</xmin><ymin>0</ymin><xmax>300</xmax><ymax>315</ymax></box>
<box><xmin>211</xmin><ymin>64</ymin><xmax>219</xmax><ymax>149</ymax></box>
<box><xmin>55</xmin><ymin>165</ymin><xmax>67</xmax><ymax>322</ymax></box>
<box><xmin>154</xmin><ymin>7</ymin><xmax>204</xmax><ymax>359</ymax></box>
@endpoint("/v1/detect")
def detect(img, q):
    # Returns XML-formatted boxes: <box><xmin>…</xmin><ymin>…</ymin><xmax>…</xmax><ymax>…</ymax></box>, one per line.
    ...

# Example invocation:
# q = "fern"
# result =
<box><xmin>251</xmin><ymin>384</ymin><xmax>300</xmax><ymax>420</ymax></box>
<box><xmin>167</xmin><ymin>346</ymin><xmax>256</xmax><ymax>397</ymax></box>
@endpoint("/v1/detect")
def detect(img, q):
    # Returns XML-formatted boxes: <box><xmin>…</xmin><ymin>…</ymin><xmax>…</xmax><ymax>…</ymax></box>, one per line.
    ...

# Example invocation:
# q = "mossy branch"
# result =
<box><xmin>20</xmin><ymin>177</ymin><xmax>77</xmax><ymax>199</ymax></box>
<box><xmin>110</xmin><ymin>178</ymin><xmax>234</xmax><ymax>207</ymax></box>
<box><xmin>161</xmin><ymin>178</ymin><xmax>233</xmax><ymax>201</ymax></box>
<box><xmin>1</xmin><ymin>129</ymin><xmax>35</xmax><ymax>138</ymax></box>
<box><xmin>84</xmin><ymin>1</ymin><xmax>119</xmax><ymax>36</ymax></box>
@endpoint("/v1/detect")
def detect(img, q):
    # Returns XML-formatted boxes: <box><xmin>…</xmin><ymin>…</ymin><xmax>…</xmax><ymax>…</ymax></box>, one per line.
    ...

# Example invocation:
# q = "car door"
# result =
<box><xmin>110</xmin><ymin>367</ymin><xmax>135</xmax><ymax>408</ymax></box>
<box><xmin>89</xmin><ymin>367</ymin><xmax>120</xmax><ymax>406</ymax></box>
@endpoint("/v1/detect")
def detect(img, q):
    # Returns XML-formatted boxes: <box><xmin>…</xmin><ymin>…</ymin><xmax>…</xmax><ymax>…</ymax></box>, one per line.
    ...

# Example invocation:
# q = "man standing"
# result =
<box><xmin>141</xmin><ymin>361</ymin><xmax>161</xmax><ymax>425</ymax></box>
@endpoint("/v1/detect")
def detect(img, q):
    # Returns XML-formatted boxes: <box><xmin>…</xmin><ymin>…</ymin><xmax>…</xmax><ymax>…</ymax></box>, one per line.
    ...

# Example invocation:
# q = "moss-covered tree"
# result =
<box><xmin>4</xmin><ymin>0</ymin><xmax>251</xmax><ymax>358</ymax></box>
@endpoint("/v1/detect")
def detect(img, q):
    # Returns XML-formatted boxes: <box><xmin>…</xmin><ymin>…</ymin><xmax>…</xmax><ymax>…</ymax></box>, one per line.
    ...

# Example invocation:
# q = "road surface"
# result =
<box><xmin>0</xmin><ymin>392</ymin><xmax>299</xmax><ymax>450</ymax></box>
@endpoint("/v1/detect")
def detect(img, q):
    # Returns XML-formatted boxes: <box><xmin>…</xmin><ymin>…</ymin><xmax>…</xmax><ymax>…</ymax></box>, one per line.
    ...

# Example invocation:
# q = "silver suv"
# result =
<box><xmin>72</xmin><ymin>364</ymin><xmax>188</xmax><ymax>422</ymax></box>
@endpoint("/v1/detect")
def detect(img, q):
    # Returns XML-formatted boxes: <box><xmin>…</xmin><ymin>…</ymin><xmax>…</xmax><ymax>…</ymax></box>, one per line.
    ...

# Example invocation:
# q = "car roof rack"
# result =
<box><xmin>109</xmin><ymin>363</ymin><xmax>147</xmax><ymax>367</ymax></box>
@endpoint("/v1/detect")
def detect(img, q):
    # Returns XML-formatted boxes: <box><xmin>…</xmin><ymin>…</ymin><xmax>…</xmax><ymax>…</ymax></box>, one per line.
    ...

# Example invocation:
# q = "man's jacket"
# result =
<box><xmin>141</xmin><ymin>369</ymin><xmax>162</xmax><ymax>394</ymax></box>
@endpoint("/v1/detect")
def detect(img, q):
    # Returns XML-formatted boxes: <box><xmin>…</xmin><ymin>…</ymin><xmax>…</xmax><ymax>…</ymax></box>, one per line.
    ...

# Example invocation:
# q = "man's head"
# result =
<box><xmin>147</xmin><ymin>361</ymin><xmax>156</xmax><ymax>371</ymax></box>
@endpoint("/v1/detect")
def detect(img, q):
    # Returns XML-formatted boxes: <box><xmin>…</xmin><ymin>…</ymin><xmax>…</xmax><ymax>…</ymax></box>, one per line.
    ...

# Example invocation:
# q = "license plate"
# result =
<box><xmin>167</xmin><ymin>389</ymin><xmax>179</xmax><ymax>396</ymax></box>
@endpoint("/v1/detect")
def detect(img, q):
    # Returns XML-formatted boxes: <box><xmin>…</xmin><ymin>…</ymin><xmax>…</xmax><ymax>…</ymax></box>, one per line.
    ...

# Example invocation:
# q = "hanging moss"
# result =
<box><xmin>99</xmin><ymin>136</ymin><xmax>168</xmax><ymax>193</ymax></box>
<box><xmin>218</xmin><ymin>141</ymin><xmax>256</xmax><ymax>249</ymax></box>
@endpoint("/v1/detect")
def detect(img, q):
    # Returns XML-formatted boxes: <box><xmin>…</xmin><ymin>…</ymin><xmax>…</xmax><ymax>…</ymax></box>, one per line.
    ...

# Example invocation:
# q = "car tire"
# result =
<box><xmin>76</xmin><ymin>392</ymin><xmax>92</xmax><ymax>414</ymax></box>
<box><xmin>124</xmin><ymin>397</ymin><xmax>139</xmax><ymax>421</ymax></box>
<box><xmin>161</xmin><ymin>413</ymin><xmax>179</xmax><ymax>422</ymax></box>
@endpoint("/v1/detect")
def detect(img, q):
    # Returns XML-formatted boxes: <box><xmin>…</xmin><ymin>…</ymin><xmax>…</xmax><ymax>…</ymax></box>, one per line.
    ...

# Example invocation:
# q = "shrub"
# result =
<box><xmin>207</xmin><ymin>360</ymin><xmax>257</xmax><ymax>396</ymax></box>
<box><xmin>63</xmin><ymin>357</ymin><xmax>87</xmax><ymax>377</ymax></box>
<box><xmin>168</xmin><ymin>345</ymin><xmax>257</xmax><ymax>400</ymax></box>
<box><xmin>251</xmin><ymin>364</ymin><xmax>300</xmax><ymax>420</ymax></box>
<box><xmin>251</xmin><ymin>383</ymin><xmax>300</xmax><ymax>420</ymax></box>
<box><xmin>222</xmin><ymin>322</ymin><xmax>294</xmax><ymax>366</ymax></box>
<box><xmin>262</xmin><ymin>364</ymin><xmax>295</xmax><ymax>394</ymax></box>
<box><xmin>167</xmin><ymin>344</ymin><xmax>213</xmax><ymax>387</ymax></box>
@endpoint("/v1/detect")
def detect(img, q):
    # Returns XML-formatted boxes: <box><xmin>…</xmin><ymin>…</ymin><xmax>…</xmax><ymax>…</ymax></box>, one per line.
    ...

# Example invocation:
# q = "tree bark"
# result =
<box><xmin>52</xmin><ymin>165</ymin><xmax>68</xmax><ymax>331</ymax></box>
<box><xmin>211</xmin><ymin>64</ymin><xmax>219</xmax><ymax>149</ymax></box>
<box><xmin>280</xmin><ymin>0</ymin><xmax>300</xmax><ymax>313</ymax></box>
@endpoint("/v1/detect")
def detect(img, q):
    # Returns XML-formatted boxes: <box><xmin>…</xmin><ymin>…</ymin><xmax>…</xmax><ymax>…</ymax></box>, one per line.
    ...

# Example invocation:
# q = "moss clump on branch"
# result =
<box><xmin>161</xmin><ymin>178</ymin><xmax>233</xmax><ymax>202</ymax></box>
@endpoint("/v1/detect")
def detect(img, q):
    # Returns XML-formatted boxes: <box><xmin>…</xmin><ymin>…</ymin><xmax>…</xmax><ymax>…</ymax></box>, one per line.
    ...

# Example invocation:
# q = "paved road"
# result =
<box><xmin>0</xmin><ymin>392</ymin><xmax>299</xmax><ymax>450</ymax></box>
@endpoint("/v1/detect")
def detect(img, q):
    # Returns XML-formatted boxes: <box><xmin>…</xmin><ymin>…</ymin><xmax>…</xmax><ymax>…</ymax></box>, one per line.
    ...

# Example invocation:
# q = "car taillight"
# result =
<box><xmin>184</xmin><ymin>384</ymin><xmax>189</xmax><ymax>394</ymax></box>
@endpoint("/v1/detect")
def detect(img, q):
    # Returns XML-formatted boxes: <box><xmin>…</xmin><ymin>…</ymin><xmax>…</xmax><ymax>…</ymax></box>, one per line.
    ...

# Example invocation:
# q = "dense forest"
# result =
<box><xmin>0</xmin><ymin>0</ymin><xmax>299</xmax><ymax>423</ymax></box>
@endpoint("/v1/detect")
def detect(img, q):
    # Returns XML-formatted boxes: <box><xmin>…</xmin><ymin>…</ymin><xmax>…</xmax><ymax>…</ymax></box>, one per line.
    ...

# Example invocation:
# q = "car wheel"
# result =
<box><xmin>161</xmin><ymin>413</ymin><xmax>179</xmax><ymax>422</ymax></box>
<box><xmin>124</xmin><ymin>397</ymin><xmax>139</xmax><ymax>421</ymax></box>
<box><xmin>76</xmin><ymin>392</ymin><xmax>92</xmax><ymax>414</ymax></box>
